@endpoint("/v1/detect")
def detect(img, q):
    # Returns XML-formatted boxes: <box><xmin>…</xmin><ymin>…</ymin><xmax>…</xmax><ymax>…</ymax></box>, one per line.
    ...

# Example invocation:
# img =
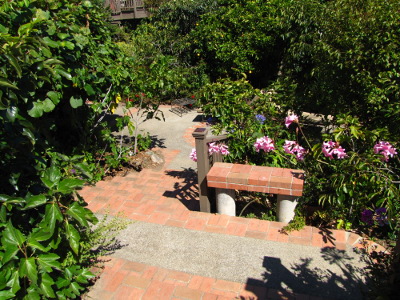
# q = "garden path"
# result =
<box><xmin>82</xmin><ymin>106</ymin><xmax>378</xmax><ymax>300</ymax></box>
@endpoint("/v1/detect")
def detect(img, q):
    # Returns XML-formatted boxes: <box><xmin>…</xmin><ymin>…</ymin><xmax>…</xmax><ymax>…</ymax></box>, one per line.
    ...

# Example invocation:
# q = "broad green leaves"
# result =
<box><xmin>2</xmin><ymin>221</ymin><xmax>26</xmax><ymax>247</ymax></box>
<box><xmin>19</xmin><ymin>258</ymin><xmax>37</xmax><ymax>284</ymax></box>
<box><xmin>65</xmin><ymin>223</ymin><xmax>80</xmax><ymax>254</ymax></box>
<box><xmin>0</xmin><ymin>0</ymin><xmax>129</xmax><ymax>298</ymax></box>
<box><xmin>41</xmin><ymin>165</ymin><xmax>61</xmax><ymax>189</ymax></box>
<box><xmin>23</xmin><ymin>195</ymin><xmax>47</xmax><ymax>210</ymax></box>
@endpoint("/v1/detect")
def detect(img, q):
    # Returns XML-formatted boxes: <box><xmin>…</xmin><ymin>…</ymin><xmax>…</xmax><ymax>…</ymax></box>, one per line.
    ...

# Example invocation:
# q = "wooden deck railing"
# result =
<box><xmin>105</xmin><ymin>0</ymin><xmax>148</xmax><ymax>20</ymax></box>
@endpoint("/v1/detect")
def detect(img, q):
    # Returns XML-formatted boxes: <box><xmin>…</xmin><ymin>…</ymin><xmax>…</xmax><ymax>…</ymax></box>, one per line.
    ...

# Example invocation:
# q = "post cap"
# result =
<box><xmin>192</xmin><ymin>127</ymin><xmax>208</xmax><ymax>138</ymax></box>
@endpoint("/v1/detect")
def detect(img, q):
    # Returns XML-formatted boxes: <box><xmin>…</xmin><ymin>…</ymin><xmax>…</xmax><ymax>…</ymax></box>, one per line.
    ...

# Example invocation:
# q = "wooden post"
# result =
<box><xmin>192</xmin><ymin>128</ymin><xmax>211</xmax><ymax>212</ymax></box>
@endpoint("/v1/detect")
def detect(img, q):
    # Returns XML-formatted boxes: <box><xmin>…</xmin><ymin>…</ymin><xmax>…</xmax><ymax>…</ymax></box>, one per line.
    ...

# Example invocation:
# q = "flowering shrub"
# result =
<box><xmin>199</xmin><ymin>78</ymin><xmax>399</xmax><ymax>232</ymax></box>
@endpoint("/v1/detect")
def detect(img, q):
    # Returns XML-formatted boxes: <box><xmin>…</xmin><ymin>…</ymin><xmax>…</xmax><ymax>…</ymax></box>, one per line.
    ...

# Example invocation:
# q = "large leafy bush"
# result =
<box><xmin>0</xmin><ymin>0</ymin><xmax>133</xmax><ymax>298</ymax></box>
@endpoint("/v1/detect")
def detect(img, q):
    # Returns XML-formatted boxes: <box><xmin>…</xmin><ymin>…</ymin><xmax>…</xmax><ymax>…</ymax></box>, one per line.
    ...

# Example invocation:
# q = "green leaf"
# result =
<box><xmin>43</xmin><ymin>58</ymin><xmax>63</xmax><ymax>66</ymax></box>
<box><xmin>44</xmin><ymin>203</ymin><xmax>63</xmax><ymax>234</ymax></box>
<box><xmin>27</xmin><ymin>238</ymin><xmax>49</xmax><ymax>252</ymax></box>
<box><xmin>2</xmin><ymin>220</ymin><xmax>26</xmax><ymax>247</ymax></box>
<box><xmin>63</xmin><ymin>41</ymin><xmax>75</xmax><ymax>50</ymax></box>
<box><xmin>41</xmin><ymin>165</ymin><xmax>61</xmax><ymax>188</ymax></box>
<box><xmin>56</xmin><ymin>277</ymin><xmax>70</xmax><ymax>289</ymax></box>
<box><xmin>84</xmin><ymin>84</ymin><xmax>95</xmax><ymax>95</ymax></box>
<box><xmin>6</xmin><ymin>106</ymin><xmax>18</xmax><ymax>122</ymax></box>
<box><xmin>4</xmin><ymin>54</ymin><xmax>22</xmax><ymax>77</ymax></box>
<box><xmin>17</xmin><ymin>22</ymin><xmax>34</xmax><ymax>36</ymax></box>
<box><xmin>28</xmin><ymin>102</ymin><xmax>44</xmax><ymax>118</ymax></box>
<box><xmin>0</xmin><ymin>194</ymin><xmax>10</xmax><ymax>202</ymax></box>
<box><xmin>0</xmin><ymin>206</ymin><xmax>6</xmax><ymax>223</ymax></box>
<box><xmin>2</xmin><ymin>246</ymin><xmax>19</xmax><ymax>264</ymax></box>
<box><xmin>0</xmin><ymin>23</ymin><xmax>7</xmax><ymax>33</ymax></box>
<box><xmin>57</xmin><ymin>33</ymin><xmax>69</xmax><ymax>40</ymax></box>
<box><xmin>70</xmin><ymin>96</ymin><xmax>83</xmax><ymax>108</ymax></box>
<box><xmin>42</xmin><ymin>98</ymin><xmax>55</xmax><ymax>113</ymax></box>
<box><xmin>19</xmin><ymin>258</ymin><xmax>37</xmax><ymax>284</ymax></box>
<box><xmin>57</xmin><ymin>178</ymin><xmax>84</xmax><ymax>194</ymax></box>
<box><xmin>23</xmin><ymin>194</ymin><xmax>47</xmax><ymax>210</ymax></box>
<box><xmin>0</xmin><ymin>290</ymin><xmax>15</xmax><ymax>299</ymax></box>
<box><xmin>6</xmin><ymin>271</ymin><xmax>20</xmax><ymax>294</ymax></box>
<box><xmin>67</xmin><ymin>202</ymin><xmax>89</xmax><ymax>227</ymax></box>
<box><xmin>30</xmin><ymin>226</ymin><xmax>52</xmax><ymax>242</ymax></box>
<box><xmin>55</xmin><ymin>68</ymin><xmax>72</xmax><ymax>80</ymax></box>
<box><xmin>65</xmin><ymin>223</ymin><xmax>80</xmax><ymax>255</ymax></box>
<box><xmin>0</xmin><ymin>77</ymin><xmax>18</xmax><ymax>89</ymax></box>
<box><xmin>80</xmin><ymin>268</ymin><xmax>95</xmax><ymax>280</ymax></box>
<box><xmin>25</xmin><ymin>285</ymin><xmax>40</xmax><ymax>300</ymax></box>
<box><xmin>73</xmin><ymin>163</ymin><xmax>93</xmax><ymax>180</ymax></box>
<box><xmin>22</xmin><ymin>128</ymin><xmax>36</xmax><ymax>145</ymax></box>
<box><xmin>47</xmin><ymin>91</ymin><xmax>61</xmax><ymax>105</ymax></box>
<box><xmin>70</xmin><ymin>282</ymin><xmax>83</xmax><ymax>295</ymax></box>
<box><xmin>40</xmin><ymin>273</ymin><xmax>55</xmax><ymax>298</ymax></box>
<box><xmin>42</xmin><ymin>37</ymin><xmax>59</xmax><ymax>48</ymax></box>
<box><xmin>37</xmin><ymin>253</ymin><xmax>60</xmax><ymax>273</ymax></box>
<box><xmin>35</xmin><ymin>8</ymin><xmax>50</xmax><ymax>21</ymax></box>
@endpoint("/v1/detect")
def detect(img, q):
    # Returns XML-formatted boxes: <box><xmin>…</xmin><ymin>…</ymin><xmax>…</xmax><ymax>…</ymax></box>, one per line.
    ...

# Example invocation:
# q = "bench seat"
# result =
<box><xmin>206</xmin><ymin>162</ymin><xmax>305</xmax><ymax>196</ymax></box>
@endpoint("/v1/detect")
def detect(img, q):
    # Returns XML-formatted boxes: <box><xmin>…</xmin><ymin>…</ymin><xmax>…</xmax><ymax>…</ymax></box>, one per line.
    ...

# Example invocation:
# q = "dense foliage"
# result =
<box><xmin>135</xmin><ymin>0</ymin><xmax>400</xmax><ymax>232</ymax></box>
<box><xmin>1</xmin><ymin>0</ymin><xmax>400</xmax><ymax>297</ymax></box>
<box><xmin>0</xmin><ymin>0</ymin><xmax>133</xmax><ymax>298</ymax></box>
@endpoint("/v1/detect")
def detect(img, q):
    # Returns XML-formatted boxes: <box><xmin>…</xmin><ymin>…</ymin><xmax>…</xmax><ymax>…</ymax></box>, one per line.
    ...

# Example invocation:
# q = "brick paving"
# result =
<box><xmin>82</xmin><ymin>124</ymin><xmax>378</xmax><ymax>300</ymax></box>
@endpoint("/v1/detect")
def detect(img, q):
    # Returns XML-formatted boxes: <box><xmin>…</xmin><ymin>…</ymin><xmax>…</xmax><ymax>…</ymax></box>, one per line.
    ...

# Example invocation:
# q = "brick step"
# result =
<box><xmin>85</xmin><ymin>257</ymin><xmax>319</xmax><ymax>300</ymax></box>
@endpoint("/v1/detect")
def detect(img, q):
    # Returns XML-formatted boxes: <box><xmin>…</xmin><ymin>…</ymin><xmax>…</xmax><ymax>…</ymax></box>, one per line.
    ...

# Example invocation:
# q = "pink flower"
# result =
<box><xmin>322</xmin><ymin>141</ymin><xmax>347</xmax><ymax>159</ymax></box>
<box><xmin>285</xmin><ymin>114</ymin><xmax>299</xmax><ymax>128</ymax></box>
<box><xmin>219</xmin><ymin>144</ymin><xmax>230</xmax><ymax>155</ymax></box>
<box><xmin>283</xmin><ymin>140</ymin><xmax>306</xmax><ymax>160</ymax></box>
<box><xmin>374</xmin><ymin>141</ymin><xmax>397</xmax><ymax>162</ymax></box>
<box><xmin>333</xmin><ymin>146</ymin><xmax>347</xmax><ymax>159</ymax></box>
<box><xmin>208</xmin><ymin>142</ymin><xmax>220</xmax><ymax>155</ymax></box>
<box><xmin>208</xmin><ymin>142</ymin><xmax>230</xmax><ymax>156</ymax></box>
<box><xmin>189</xmin><ymin>148</ymin><xmax>197</xmax><ymax>162</ymax></box>
<box><xmin>283</xmin><ymin>140</ymin><xmax>297</xmax><ymax>154</ymax></box>
<box><xmin>254</xmin><ymin>136</ymin><xmax>275</xmax><ymax>152</ymax></box>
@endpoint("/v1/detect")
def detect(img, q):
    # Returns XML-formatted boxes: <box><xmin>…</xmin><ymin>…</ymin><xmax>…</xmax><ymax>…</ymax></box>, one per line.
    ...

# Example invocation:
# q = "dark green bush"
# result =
<box><xmin>0</xmin><ymin>0</ymin><xmax>134</xmax><ymax>297</ymax></box>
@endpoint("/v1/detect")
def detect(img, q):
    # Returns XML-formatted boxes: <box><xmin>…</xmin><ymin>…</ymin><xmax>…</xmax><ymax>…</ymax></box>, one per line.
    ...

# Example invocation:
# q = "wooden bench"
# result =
<box><xmin>206</xmin><ymin>162</ymin><xmax>305</xmax><ymax>221</ymax></box>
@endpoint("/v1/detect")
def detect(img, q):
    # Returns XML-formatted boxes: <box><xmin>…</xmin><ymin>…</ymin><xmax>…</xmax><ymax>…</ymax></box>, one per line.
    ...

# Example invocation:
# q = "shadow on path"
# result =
<box><xmin>243</xmin><ymin>247</ymin><xmax>368</xmax><ymax>300</ymax></box>
<box><xmin>150</xmin><ymin>135</ymin><xmax>166</xmax><ymax>149</ymax></box>
<box><xmin>163</xmin><ymin>168</ymin><xmax>199</xmax><ymax>211</ymax></box>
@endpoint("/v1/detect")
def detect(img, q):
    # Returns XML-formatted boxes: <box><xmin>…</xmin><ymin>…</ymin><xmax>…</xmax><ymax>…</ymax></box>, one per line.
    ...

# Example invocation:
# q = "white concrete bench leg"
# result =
<box><xmin>277</xmin><ymin>195</ymin><xmax>298</xmax><ymax>223</ymax></box>
<box><xmin>216</xmin><ymin>188</ymin><xmax>236</xmax><ymax>216</ymax></box>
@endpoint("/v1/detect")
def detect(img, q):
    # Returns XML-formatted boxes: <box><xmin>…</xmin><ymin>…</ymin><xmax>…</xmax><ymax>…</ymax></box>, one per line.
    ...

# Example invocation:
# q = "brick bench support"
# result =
<box><xmin>206</xmin><ymin>162</ymin><xmax>305</xmax><ymax>222</ymax></box>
